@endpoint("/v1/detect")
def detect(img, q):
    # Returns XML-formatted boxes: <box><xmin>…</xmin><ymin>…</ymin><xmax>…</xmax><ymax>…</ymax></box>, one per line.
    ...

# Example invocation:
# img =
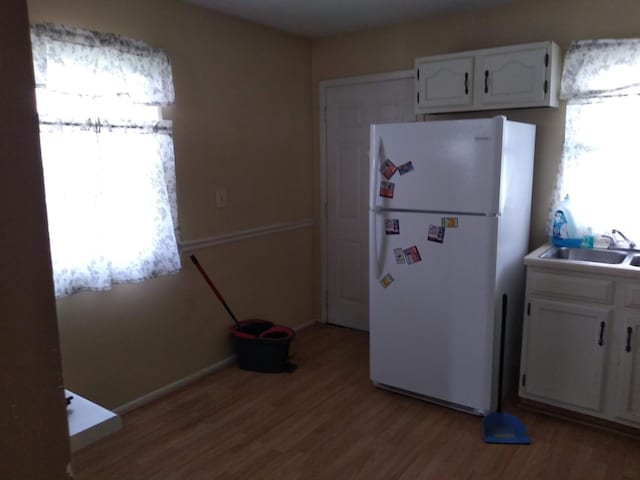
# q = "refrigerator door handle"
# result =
<box><xmin>372</xmin><ymin>210</ymin><xmax>386</xmax><ymax>279</ymax></box>
<box><xmin>369</xmin><ymin>133</ymin><xmax>382</xmax><ymax>212</ymax></box>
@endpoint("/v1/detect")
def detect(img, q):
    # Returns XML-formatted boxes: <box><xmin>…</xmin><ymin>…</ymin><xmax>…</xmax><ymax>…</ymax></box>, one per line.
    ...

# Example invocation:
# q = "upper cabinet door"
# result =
<box><xmin>477</xmin><ymin>44</ymin><xmax>551</xmax><ymax>109</ymax></box>
<box><xmin>416</xmin><ymin>56</ymin><xmax>474</xmax><ymax>111</ymax></box>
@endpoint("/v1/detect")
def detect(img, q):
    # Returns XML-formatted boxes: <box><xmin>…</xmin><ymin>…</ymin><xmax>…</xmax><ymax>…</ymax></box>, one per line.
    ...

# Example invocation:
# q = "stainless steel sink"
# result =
<box><xmin>540</xmin><ymin>247</ymin><xmax>626</xmax><ymax>264</ymax></box>
<box><xmin>630</xmin><ymin>256</ymin><xmax>640</xmax><ymax>267</ymax></box>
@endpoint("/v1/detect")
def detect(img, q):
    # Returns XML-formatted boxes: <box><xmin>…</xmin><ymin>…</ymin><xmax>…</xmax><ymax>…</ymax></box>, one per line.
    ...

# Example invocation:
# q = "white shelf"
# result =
<box><xmin>66</xmin><ymin>389</ymin><xmax>122</xmax><ymax>452</ymax></box>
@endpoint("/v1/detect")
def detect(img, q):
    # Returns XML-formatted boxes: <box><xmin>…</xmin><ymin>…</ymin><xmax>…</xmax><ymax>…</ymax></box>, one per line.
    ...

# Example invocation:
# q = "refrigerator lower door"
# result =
<box><xmin>369</xmin><ymin>210</ymin><xmax>499</xmax><ymax>414</ymax></box>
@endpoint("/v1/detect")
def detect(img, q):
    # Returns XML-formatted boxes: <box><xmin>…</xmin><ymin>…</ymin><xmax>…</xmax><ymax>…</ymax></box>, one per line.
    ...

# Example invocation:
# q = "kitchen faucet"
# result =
<box><xmin>604</xmin><ymin>229</ymin><xmax>636</xmax><ymax>249</ymax></box>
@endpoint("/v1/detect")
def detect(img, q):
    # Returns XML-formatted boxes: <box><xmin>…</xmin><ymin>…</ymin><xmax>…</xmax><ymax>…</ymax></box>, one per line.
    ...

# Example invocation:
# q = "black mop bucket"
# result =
<box><xmin>230</xmin><ymin>319</ymin><xmax>296</xmax><ymax>373</ymax></box>
<box><xmin>190</xmin><ymin>255</ymin><xmax>296</xmax><ymax>373</ymax></box>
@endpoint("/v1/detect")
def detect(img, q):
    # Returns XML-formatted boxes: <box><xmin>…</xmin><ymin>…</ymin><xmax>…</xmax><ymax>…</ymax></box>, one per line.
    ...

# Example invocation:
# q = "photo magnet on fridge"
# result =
<box><xmin>393</xmin><ymin>248</ymin><xmax>406</xmax><ymax>264</ymax></box>
<box><xmin>403</xmin><ymin>245</ymin><xmax>422</xmax><ymax>264</ymax></box>
<box><xmin>379</xmin><ymin>181</ymin><xmax>395</xmax><ymax>198</ymax></box>
<box><xmin>379</xmin><ymin>273</ymin><xmax>395</xmax><ymax>288</ymax></box>
<box><xmin>398</xmin><ymin>161</ymin><xmax>414</xmax><ymax>175</ymax></box>
<box><xmin>385</xmin><ymin>219</ymin><xmax>400</xmax><ymax>234</ymax></box>
<box><xmin>441</xmin><ymin>217</ymin><xmax>459</xmax><ymax>228</ymax></box>
<box><xmin>379</xmin><ymin>158</ymin><xmax>397</xmax><ymax>179</ymax></box>
<box><xmin>428</xmin><ymin>224</ymin><xmax>446</xmax><ymax>243</ymax></box>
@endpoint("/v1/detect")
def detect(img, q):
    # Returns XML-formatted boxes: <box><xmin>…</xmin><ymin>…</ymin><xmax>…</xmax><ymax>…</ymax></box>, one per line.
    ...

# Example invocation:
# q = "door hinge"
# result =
<box><xmin>545</xmin><ymin>53</ymin><xmax>549</xmax><ymax>67</ymax></box>
<box><xmin>416</xmin><ymin>91</ymin><xmax>420</xmax><ymax>104</ymax></box>
<box><xmin>544</xmin><ymin>80</ymin><xmax>548</xmax><ymax>94</ymax></box>
<box><xmin>527</xmin><ymin>302</ymin><xmax>531</xmax><ymax>316</ymax></box>
<box><xmin>416</xmin><ymin>68</ymin><xmax>420</xmax><ymax>80</ymax></box>
<box><xmin>522</xmin><ymin>374</ymin><xmax>526</xmax><ymax>387</ymax></box>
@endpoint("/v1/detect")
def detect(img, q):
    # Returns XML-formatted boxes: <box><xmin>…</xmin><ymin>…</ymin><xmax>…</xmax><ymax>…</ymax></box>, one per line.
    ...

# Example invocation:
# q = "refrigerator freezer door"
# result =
<box><xmin>369</xmin><ymin>209</ymin><xmax>499</xmax><ymax>413</ymax></box>
<box><xmin>370</xmin><ymin>117</ymin><xmax>503</xmax><ymax>214</ymax></box>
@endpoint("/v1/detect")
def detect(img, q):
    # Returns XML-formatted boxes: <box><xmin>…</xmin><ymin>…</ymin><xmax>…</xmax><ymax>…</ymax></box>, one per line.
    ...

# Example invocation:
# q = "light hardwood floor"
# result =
<box><xmin>73</xmin><ymin>324</ymin><xmax>640</xmax><ymax>479</ymax></box>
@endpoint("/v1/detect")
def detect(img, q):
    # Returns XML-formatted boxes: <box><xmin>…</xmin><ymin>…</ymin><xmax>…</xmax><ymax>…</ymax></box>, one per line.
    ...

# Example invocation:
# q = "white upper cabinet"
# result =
<box><xmin>415</xmin><ymin>41</ymin><xmax>560</xmax><ymax>114</ymax></box>
<box><xmin>415</xmin><ymin>56</ymin><xmax>474</xmax><ymax>110</ymax></box>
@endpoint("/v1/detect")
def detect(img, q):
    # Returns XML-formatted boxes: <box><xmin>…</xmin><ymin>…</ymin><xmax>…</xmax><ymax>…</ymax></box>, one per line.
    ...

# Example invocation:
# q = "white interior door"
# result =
<box><xmin>324</xmin><ymin>74</ymin><xmax>414</xmax><ymax>330</ymax></box>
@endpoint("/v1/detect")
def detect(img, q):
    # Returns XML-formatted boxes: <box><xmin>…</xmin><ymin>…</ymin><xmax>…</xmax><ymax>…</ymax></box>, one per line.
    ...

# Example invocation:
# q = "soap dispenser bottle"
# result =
<box><xmin>552</xmin><ymin>195</ymin><xmax>582</xmax><ymax>247</ymax></box>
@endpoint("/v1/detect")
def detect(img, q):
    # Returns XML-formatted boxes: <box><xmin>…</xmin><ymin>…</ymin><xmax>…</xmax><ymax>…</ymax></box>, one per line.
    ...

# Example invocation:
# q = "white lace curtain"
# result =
<box><xmin>549</xmin><ymin>39</ymin><xmax>640</xmax><ymax>241</ymax></box>
<box><xmin>31</xmin><ymin>23</ymin><xmax>181</xmax><ymax>297</ymax></box>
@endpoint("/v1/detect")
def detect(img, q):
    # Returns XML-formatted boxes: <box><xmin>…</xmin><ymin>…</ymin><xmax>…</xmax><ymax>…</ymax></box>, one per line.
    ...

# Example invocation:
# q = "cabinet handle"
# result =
<box><xmin>598</xmin><ymin>321</ymin><xmax>606</xmax><ymax>346</ymax></box>
<box><xmin>484</xmin><ymin>70</ymin><xmax>489</xmax><ymax>94</ymax></box>
<box><xmin>464</xmin><ymin>72</ymin><xmax>469</xmax><ymax>95</ymax></box>
<box><xmin>626</xmin><ymin>326</ymin><xmax>633</xmax><ymax>353</ymax></box>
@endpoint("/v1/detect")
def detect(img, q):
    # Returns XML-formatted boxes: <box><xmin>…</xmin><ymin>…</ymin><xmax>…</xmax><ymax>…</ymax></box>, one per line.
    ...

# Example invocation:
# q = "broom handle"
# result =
<box><xmin>190</xmin><ymin>255</ymin><xmax>240</xmax><ymax>327</ymax></box>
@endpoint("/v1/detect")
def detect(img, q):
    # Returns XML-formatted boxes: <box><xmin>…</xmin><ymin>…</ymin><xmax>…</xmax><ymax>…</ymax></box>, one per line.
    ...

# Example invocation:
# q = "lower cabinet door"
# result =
<box><xmin>521</xmin><ymin>298</ymin><xmax>611</xmax><ymax>412</ymax></box>
<box><xmin>616</xmin><ymin>312</ymin><xmax>640</xmax><ymax>423</ymax></box>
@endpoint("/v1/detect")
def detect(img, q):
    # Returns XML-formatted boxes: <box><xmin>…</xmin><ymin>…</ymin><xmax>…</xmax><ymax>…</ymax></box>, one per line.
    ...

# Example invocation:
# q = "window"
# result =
<box><xmin>31</xmin><ymin>23</ymin><xmax>180</xmax><ymax>297</ymax></box>
<box><xmin>550</xmin><ymin>39</ymin><xmax>640</xmax><ymax>242</ymax></box>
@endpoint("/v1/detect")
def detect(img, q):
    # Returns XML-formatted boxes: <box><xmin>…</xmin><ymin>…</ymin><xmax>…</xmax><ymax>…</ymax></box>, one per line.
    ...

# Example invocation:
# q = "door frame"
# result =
<box><xmin>319</xmin><ymin>70</ymin><xmax>415</xmax><ymax>324</ymax></box>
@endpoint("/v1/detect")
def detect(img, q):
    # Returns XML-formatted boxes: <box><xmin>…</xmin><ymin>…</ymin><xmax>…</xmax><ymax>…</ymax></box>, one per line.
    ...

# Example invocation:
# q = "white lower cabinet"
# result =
<box><xmin>615</xmin><ymin>303</ymin><xmax>640</xmax><ymax>422</ymax></box>
<box><xmin>523</xmin><ymin>298</ymin><xmax>610</xmax><ymax>412</ymax></box>
<box><xmin>520</xmin><ymin>268</ymin><xmax>640</xmax><ymax>429</ymax></box>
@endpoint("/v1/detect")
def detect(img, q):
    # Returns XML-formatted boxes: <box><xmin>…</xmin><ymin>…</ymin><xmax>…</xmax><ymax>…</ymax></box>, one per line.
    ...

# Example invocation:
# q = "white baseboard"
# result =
<box><xmin>113</xmin><ymin>356</ymin><xmax>236</xmax><ymax>415</ymax></box>
<box><xmin>113</xmin><ymin>320</ymin><xmax>318</xmax><ymax>415</ymax></box>
<box><xmin>293</xmin><ymin>319</ymin><xmax>317</xmax><ymax>331</ymax></box>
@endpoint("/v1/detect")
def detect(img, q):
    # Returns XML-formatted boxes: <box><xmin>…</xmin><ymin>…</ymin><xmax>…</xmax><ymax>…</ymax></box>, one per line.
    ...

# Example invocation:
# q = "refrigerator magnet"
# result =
<box><xmin>393</xmin><ymin>248</ymin><xmax>406</xmax><ymax>264</ymax></box>
<box><xmin>398</xmin><ymin>161</ymin><xmax>414</xmax><ymax>175</ymax></box>
<box><xmin>428</xmin><ymin>225</ymin><xmax>446</xmax><ymax>243</ymax></box>
<box><xmin>379</xmin><ymin>158</ymin><xmax>397</xmax><ymax>179</ymax></box>
<box><xmin>403</xmin><ymin>245</ymin><xmax>422</xmax><ymax>264</ymax></box>
<box><xmin>379</xmin><ymin>273</ymin><xmax>395</xmax><ymax>288</ymax></box>
<box><xmin>385</xmin><ymin>219</ymin><xmax>400</xmax><ymax>234</ymax></box>
<box><xmin>379</xmin><ymin>181</ymin><xmax>395</xmax><ymax>198</ymax></box>
<box><xmin>441</xmin><ymin>217</ymin><xmax>459</xmax><ymax>228</ymax></box>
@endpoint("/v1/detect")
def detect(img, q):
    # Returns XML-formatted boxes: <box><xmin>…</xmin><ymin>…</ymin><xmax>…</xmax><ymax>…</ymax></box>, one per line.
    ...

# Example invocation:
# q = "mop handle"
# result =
<box><xmin>189</xmin><ymin>255</ymin><xmax>240</xmax><ymax>327</ymax></box>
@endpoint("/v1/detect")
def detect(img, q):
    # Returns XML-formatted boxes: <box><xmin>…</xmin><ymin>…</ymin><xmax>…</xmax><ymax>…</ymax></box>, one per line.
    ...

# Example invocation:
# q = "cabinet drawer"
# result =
<box><xmin>529</xmin><ymin>271</ymin><xmax>614</xmax><ymax>304</ymax></box>
<box><xmin>625</xmin><ymin>284</ymin><xmax>640</xmax><ymax>308</ymax></box>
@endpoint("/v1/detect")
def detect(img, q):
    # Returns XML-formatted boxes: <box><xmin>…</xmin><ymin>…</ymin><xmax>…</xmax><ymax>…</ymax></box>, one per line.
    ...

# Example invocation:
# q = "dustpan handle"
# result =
<box><xmin>497</xmin><ymin>294</ymin><xmax>508</xmax><ymax>413</ymax></box>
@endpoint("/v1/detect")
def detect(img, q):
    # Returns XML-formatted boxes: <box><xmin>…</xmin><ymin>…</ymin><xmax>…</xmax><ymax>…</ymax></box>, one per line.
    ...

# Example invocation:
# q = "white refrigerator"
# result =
<box><xmin>369</xmin><ymin>116</ymin><xmax>535</xmax><ymax>415</ymax></box>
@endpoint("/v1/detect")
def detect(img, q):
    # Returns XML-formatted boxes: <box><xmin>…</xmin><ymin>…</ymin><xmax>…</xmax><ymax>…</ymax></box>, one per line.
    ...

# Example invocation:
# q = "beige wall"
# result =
<box><xmin>1</xmin><ymin>0</ymin><xmax>70</xmax><ymax>477</ymax></box>
<box><xmin>21</xmin><ymin>0</ymin><xmax>640</xmax><ymax>412</ymax></box>
<box><xmin>312</xmin><ymin>0</ymin><xmax>640</xmax><ymax>250</ymax></box>
<box><xmin>27</xmin><ymin>0</ymin><xmax>315</xmax><ymax>408</ymax></box>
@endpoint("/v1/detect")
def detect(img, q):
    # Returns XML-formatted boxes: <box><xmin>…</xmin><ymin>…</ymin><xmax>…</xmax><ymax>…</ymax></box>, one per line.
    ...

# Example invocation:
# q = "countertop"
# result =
<box><xmin>525</xmin><ymin>243</ymin><xmax>640</xmax><ymax>279</ymax></box>
<box><xmin>66</xmin><ymin>389</ymin><xmax>122</xmax><ymax>452</ymax></box>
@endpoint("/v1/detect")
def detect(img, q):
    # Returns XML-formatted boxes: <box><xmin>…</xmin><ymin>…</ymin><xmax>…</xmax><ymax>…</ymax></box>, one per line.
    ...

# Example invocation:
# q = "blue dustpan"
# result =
<box><xmin>482</xmin><ymin>412</ymin><xmax>530</xmax><ymax>444</ymax></box>
<box><xmin>482</xmin><ymin>295</ymin><xmax>530</xmax><ymax>445</ymax></box>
